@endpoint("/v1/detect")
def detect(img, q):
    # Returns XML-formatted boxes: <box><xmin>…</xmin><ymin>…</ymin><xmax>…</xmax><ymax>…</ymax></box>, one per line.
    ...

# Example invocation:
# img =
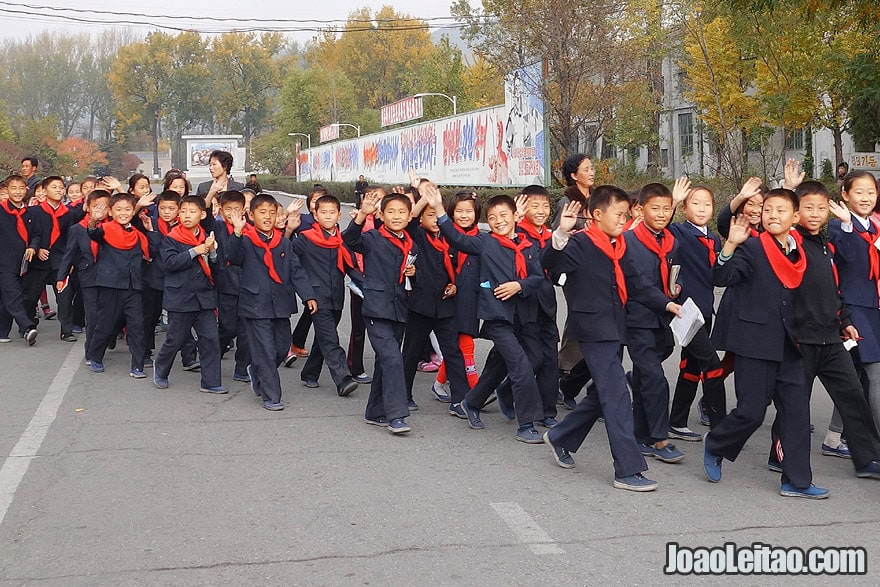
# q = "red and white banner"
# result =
<box><xmin>319</xmin><ymin>125</ymin><xmax>339</xmax><ymax>143</ymax></box>
<box><xmin>380</xmin><ymin>96</ymin><xmax>424</xmax><ymax>127</ymax></box>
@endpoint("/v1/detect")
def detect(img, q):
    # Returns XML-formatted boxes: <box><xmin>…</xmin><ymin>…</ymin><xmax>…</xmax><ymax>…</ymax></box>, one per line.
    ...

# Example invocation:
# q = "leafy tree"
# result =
<box><xmin>52</xmin><ymin>137</ymin><xmax>108</xmax><ymax>176</ymax></box>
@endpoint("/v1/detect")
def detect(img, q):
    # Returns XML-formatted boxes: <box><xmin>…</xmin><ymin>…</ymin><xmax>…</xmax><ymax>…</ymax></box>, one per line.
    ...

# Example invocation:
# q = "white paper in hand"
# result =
<box><xmin>670</xmin><ymin>298</ymin><xmax>705</xmax><ymax>347</ymax></box>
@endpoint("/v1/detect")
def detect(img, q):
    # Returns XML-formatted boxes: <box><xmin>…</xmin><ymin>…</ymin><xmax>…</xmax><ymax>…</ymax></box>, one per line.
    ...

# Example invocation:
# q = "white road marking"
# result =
<box><xmin>490</xmin><ymin>501</ymin><xmax>565</xmax><ymax>555</ymax></box>
<box><xmin>0</xmin><ymin>344</ymin><xmax>81</xmax><ymax>526</ymax></box>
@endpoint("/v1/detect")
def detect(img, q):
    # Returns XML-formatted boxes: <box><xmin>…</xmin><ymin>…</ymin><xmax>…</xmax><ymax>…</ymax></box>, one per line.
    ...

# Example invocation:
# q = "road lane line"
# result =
<box><xmin>0</xmin><ymin>344</ymin><xmax>81</xmax><ymax>527</ymax></box>
<box><xmin>490</xmin><ymin>501</ymin><xmax>565</xmax><ymax>555</ymax></box>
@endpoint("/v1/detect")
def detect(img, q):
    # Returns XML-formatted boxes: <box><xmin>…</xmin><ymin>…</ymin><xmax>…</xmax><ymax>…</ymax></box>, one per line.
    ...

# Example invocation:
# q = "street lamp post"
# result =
<box><xmin>330</xmin><ymin>123</ymin><xmax>361</xmax><ymax>137</ymax></box>
<box><xmin>287</xmin><ymin>132</ymin><xmax>312</xmax><ymax>181</ymax></box>
<box><xmin>413</xmin><ymin>92</ymin><xmax>457</xmax><ymax>115</ymax></box>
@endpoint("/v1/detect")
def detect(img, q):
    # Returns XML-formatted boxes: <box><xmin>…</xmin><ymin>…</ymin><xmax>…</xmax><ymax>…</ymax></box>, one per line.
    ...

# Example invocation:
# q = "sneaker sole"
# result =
<box><xmin>283</xmin><ymin>356</ymin><xmax>297</xmax><ymax>367</ymax></box>
<box><xmin>302</xmin><ymin>381</ymin><xmax>320</xmax><ymax>389</ymax></box>
<box><xmin>200</xmin><ymin>388</ymin><xmax>229</xmax><ymax>394</ymax></box>
<box><xmin>651</xmin><ymin>452</ymin><xmax>686</xmax><ymax>464</ymax></box>
<box><xmin>779</xmin><ymin>489</ymin><xmax>830</xmax><ymax>499</ymax></box>
<box><xmin>821</xmin><ymin>449</ymin><xmax>852</xmax><ymax>459</ymax></box>
<box><xmin>338</xmin><ymin>381</ymin><xmax>358</xmax><ymax>397</ymax></box>
<box><xmin>262</xmin><ymin>404</ymin><xmax>284</xmax><ymax>411</ymax></box>
<box><xmin>613</xmin><ymin>479</ymin><xmax>658</xmax><ymax>492</ymax></box>
<box><xmin>461</xmin><ymin>403</ymin><xmax>484</xmax><ymax>429</ymax></box>
<box><xmin>668</xmin><ymin>430</ymin><xmax>703</xmax><ymax>442</ymax></box>
<box><xmin>25</xmin><ymin>331</ymin><xmax>37</xmax><ymax>346</ymax></box>
<box><xmin>388</xmin><ymin>424</ymin><xmax>411</xmax><ymax>434</ymax></box>
<box><xmin>516</xmin><ymin>433</ymin><xmax>544</xmax><ymax>444</ymax></box>
<box><xmin>856</xmin><ymin>471</ymin><xmax>880</xmax><ymax>479</ymax></box>
<box><xmin>544</xmin><ymin>431</ymin><xmax>575</xmax><ymax>469</ymax></box>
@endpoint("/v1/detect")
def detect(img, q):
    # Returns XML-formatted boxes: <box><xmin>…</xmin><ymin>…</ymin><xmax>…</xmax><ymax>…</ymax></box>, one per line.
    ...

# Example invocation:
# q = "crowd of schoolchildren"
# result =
<box><xmin>3</xmin><ymin>151</ymin><xmax>880</xmax><ymax>498</ymax></box>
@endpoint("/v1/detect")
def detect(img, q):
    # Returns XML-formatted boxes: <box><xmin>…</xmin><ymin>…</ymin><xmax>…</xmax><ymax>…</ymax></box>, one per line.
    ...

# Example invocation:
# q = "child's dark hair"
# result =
<box><xmin>314</xmin><ymin>194</ymin><xmax>341</xmax><ymax>211</ymax></box>
<box><xmin>446</xmin><ymin>191</ymin><xmax>481</xmax><ymax>222</ymax></box>
<box><xmin>127</xmin><ymin>173</ymin><xmax>150</xmax><ymax>193</ymax></box>
<box><xmin>41</xmin><ymin>176</ymin><xmax>64</xmax><ymax>189</ymax></box>
<box><xmin>589</xmin><ymin>185</ymin><xmax>630</xmax><ymax>215</ymax></box>
<box><xmin>795</xmin><ymin>181</ymin><xmax>829</xmax><ymax>200</ymax></box>
<box><xmin>219</xmin><ymin>190</ymin><xmax>246</xmax><ymax>206</ymax></box>
<box><xmin>82</xmin><ymin>176</ymin><xmax>97</xmax><ymax>186</ymax></box>
<box><xmin>485</xmin><ymin>194</ymin><xmax>517</xmax><ymax>215</ymax></box>
<box><xmin>685</xmin><ymin>185</ymin><xmax>715</xmax><ymax>204</ymax></box>
<box><xmin>380</xmin><ymin>192</ymin><xmax>413</xmax><ymax>212</ymax></box>
<box><xmin>87</xmin><ymin>189</ymin><xmax>112</xmax><ymax>204</ymax></box>
<box><xmin>522</xmin><ymin>184</ymin><xmax>550</xmax><ymax>199</ymax></box>
<box><xmin>210</xmin><ymin>150</ymin><xmax>234</xmax><ymax>174</ymax></box>
<box><xmin>638</xmin><ymin>182</ymin><xmax>672</xmax><ymax>206</ymax></box>
<box><xmin>109</xmin><ymin>192</ymin><xmax>137</xmax><ymax>208</ymax></box>
<box><xmin>163</xmin><ymin>170</ymin><xmax>190</xmax><ymax>196</ymax></box>
<box><xmin>250</xmin><ymin>193</ymin><xmax>279</xmax><ymax>211</ymax></box>
<box><xmin>157</xmin><ymin>190</ymin><xmax>182</xmax><ymax>205</ymax></box>
<box><xmin>306</xmin><ymin>186</ymin><xmax>329</xmax><ymax>210</ymax></box>
<box><xmin>180</xmin><ymin>195</ymin><xmax>207</xmax><ymax>211</ymax></box>
<box><xmin>4</xmin><ymin>174</ymin><xmax>26</xmax><ymax>186</ymax></box>
<box><xmin>841</xmin><ymin>170</ymin><xmax>879</xmax><ymax>194</ymax></box>
<box><xmin>764</xmin><ymin>188</ymin><xmax>799</xmax><ymax>209</ymax></box>
<box><xmin>66</xmin><ymin>182</ymin><xmax>81</xmax><ymax>193</ymax></box>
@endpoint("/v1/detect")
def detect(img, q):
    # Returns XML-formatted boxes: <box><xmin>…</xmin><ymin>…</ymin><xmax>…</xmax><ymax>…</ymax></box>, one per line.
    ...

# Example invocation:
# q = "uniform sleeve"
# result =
<box><xmin>437</xmin><ymin>216</ymin><xmax>483</xmax><ymax>254</ymax></box>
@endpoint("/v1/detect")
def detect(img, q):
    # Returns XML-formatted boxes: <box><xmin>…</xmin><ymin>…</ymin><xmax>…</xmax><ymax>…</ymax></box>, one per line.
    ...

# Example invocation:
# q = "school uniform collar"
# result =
<box><xmin>852</xmin><ymin>213</ymin><xmax>872</xmax><ymax>231</ymax></box>
<box><xmin>770</xmin><ymin>232</ymin><xmax>798</xmax><ymax>255</ymax></box>
<box><xmin>795</xmin><ymin>224</ymin><xmax>826</xmax><ymax>246</ymax></box>
<box><xmin>687</xmin><ymin>220</ymin><xmax>708</xmax><ymax>236</ymax></box>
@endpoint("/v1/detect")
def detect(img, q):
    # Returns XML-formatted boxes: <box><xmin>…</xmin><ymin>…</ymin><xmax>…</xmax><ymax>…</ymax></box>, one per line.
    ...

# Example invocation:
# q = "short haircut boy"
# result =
<box><xmin>219</xmin><ymin>190</ymin><xmax>246</xmax><ymax>206</ymax></box>
<box><xmin>180</xmin><ymin>195</ymin><xmax>207</xmax><ymax>211</ymax></box>
<box><xmin>87</xmin><ymin>189</ymin><xmax>112</xmax><ymax>205</ymax></box>
<box><xmin>522</xmin><ymin>184</ymin><xmax>550</xmax><ymax>199</ymax></box>
<box><xmin>314</xmin><ymin>194</ymin><xmax>341</xmax><ymax>210</ymax></box>
<box><xmin>41</xmin><ymin>176</ymin><xmax>64</xmax><ymax>190</ymax></box>
<box><xmin>638</xmin><ymin>182</ymin><xmax>672</xmax><ymax>205</ymax></box>
<box><xmin>485</xmin><ymin>194</ymin><xmax>516</xmax><ymax>214</ymax></box>
<box><xmin>157</xmin><ymin>190</ymin><xmax>182</xmax><ymax>205</ymax></box>
<box><xmin>795</xmin><ymin>181</ymin><xmax>830</xmax><ymax>199</ymax></box>
<box><xmin>250</xmin><ymin>193</ymin><xmax>278</xmax><ymax>211</ymax></box>
<box><xmin>381</xmin><ymin>193</ymin><xmax>412</xmax><ymax>212</ymax></box>
<box><xmin>589</xmin><ymin>185</ymin><xmax>630</xmax><ymax>215</ymax></box>
<box><xmin>110</xmin><ymin>193</ymin><xmax>137</xmax><ymax>209</ymax></box>
<box><xmin>764</xmin><ymin>187</ymin><xmax>799</xmax><ymax>209</ymax></box>
<box><xmin>5</xmin><ymin>174</ymin><xmax>26</xmax><ymax>187</ymax></box>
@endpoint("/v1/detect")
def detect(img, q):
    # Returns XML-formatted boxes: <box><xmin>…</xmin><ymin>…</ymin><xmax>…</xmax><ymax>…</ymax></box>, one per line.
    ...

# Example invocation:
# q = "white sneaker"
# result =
<box><xmin>431</xmin><ymin>380</ymin><xmax>451</xmax><ymax>402</ymax></box>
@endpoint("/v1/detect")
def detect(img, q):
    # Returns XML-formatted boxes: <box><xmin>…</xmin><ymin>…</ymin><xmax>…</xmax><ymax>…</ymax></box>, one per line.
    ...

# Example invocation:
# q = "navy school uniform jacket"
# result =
<box><xmin>622</xmin><ymin>228</ymin><xmax>679</xmax><ymax>330</ymax></box>
<box><xmin>27</xmin><ymin>202</ymin><xmax>86</xmax><ymax>275</ymax></box>
<box><xmin>515</xmin><ymin>223</ymin><xmax>557</xmax><ymax>320</ymax></box>
<box><xmin>211</xmin><ymin>218</ymin><xmax>243</xmax><ymax>297</ymax></box>
<box><xmin>132</xmin><ymin>215</ymin><xmax>173</xmax><ymax>292</ymax></box>
<box><xmin>668</xmin><ymin>221</ymin><xmax>721</xmax><ymax>324</ymax></box>
<box><xmin>828</xmin><ymin>216</ymin><xmax>879</xmax><ymax>310</ymax></box>
<box><xmin>406</xmin><ymin>219</ymin><xmax>456</xmax><ymax>319</ymax></box>
<box><xmin>291</xmin><ymin>226</ymin><xmax>351</xmax><ymax>312</ymax></box>
<box><xmin>793</xmin><ymin>226</ymin><xmax>852</xmax><ymax>345</ymax></box>
<box><xmin>225</xmin><ymin>228</ymin><xmax>316</xmax><ymax>320</ymax></box>
<box><xmin>159</xmin><ymin>230</ymin><xmax>218</xmax><ymax>312</ymax></box>
<box><xmin>450</xmin><ymin>228</ymin><xmax>482</xmax><ymax>336</ymax></box>
<box><xmin>87</xmin><ymin>223</ymin><xmax>150</xmax><ymax>290</ymax></box>
<box><xmin>57</xmin><ymin>222</ymin><xmax>99</xmax><ymax>288</ymax></box>
<box><xmin>541</xmin><ymin>231</ymin><xmax>671</xmax><ymax>344</ymax></box>
<box><xmin>0</xmin><ymin>202</ymin><xmax>40</xmax><ymax>274</ymax></box>
<box><xmin>711</xmin><ymin>237</ymin><xmax>799</xmax><ymax>362</ymax></box>
<box><xmin>437</xmin><ymin>215</ymin><xmax>544</xmax><ymax>325</ymax></box>
<box><xmin>342</xmin><ymin>219</ymin><xmax>417</xmax><ymax>323</ymax></box>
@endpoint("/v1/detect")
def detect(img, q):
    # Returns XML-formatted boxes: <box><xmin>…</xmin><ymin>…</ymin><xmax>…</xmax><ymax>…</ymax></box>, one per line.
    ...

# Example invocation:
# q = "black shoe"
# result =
<box><xmin>337</xmin><ymin>376</ymin><xmax>358</xmax><ymax>397</ymax></box>
<box><xmin>302</xmin><ymin>378</ymin><xmax>319</xmax><ymax>388</ymax></box>
<box><xmin>182</xmin><ymin>362</ymin><xmax>201</xmax><ymax>372</ymax></box>
<box><xmin>24</xmin><ymin>328</ymin><xmax>37</xmax><ymax>346</ymax></box>
<box><xmin>461</xmin><ymin>399</ymin><xmax>484</xmax><ymax>429</ymax></box>
<box><xmin>60</xmin><ymin>333</ymin><xmax>77</xmax><ymax>343</ymax></box>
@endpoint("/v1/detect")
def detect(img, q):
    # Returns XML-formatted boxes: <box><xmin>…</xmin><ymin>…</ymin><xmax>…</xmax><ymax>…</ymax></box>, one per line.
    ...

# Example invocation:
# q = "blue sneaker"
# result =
<box><xmin>153</xmin><ymin>371</ymin><xmax>169</xmax><ymax>389</ymax></box>
<box><xmin>246</xmin><ymin>365</ymin><xmax>260</xmax><ymax>397</ymax></box>
<box><xmin>515</xmin><ymin>426</ymin><xmax>543</xmax><ymax>444</ymax></box>
<box><xmin>90</xmin><ymin>361</ymin><xmax>105</xmax><ymax>374</ymax></box>
<box><xmin>302</xmin><ymin>378</ymin><xmax>319</xmax><ymax>389</ymax></box>
<box><xmin>536</xmin><ymin>417</ymin><xmax>559</xmax><ymax>429</ymax></box>
<box><xmin>780</xmin><ymin>483</ymin><xmax>830</xmax><ymax>499</ymax></box>
<box><xmin>232</xmin><ymin>372</ymin><xmax>251</xmax><ymax>383</ymax></box>
<box><xmin>72</xmin><ymin>325</ymin><xmax>84</xmax><ymax>334</ymax></box>
<box><xmin>613</xmin><ymin>473</ymin><xmax>658</xmax><ymax>492</ymax></box>
<box><xmin>353</xmin><ymin>372</ymin><xmax>372</xmax><ymax>384</ymax></box>
<box><xmin>669</xmin><ymin>426</ymin><xmax>703</xmax><ymax>442</ymax></box>
<box><xmin>821</xmin><ymin>442</ymin><xmax>851</xmax><ymax>459</ymax></box>
<box><xmin>496</xmin><ymin>391</ymin><xmax>516</xmax><ymax>420</ymax></box>
<box><xmin>199</xmin><ymin>385</ymin><xmax>228</xmax><ymax>394</ymax></box>
<box><xmin>639</xmin><ymin>443</ymin><xmax>654</xmax><ymax>457</ymax></box>
<box><xmin>143</xmin><ymin>357</ymin><xmax>153</xmax><ymax>368</ymax></box>
<box><xmin>461</xmin><ymin>399</ymin><xmax>484</xmax><ymax>429</ymax></box>
<box><xmin>544</xmin><ymin>431</ymin><xmax>574</xmax><ymax>469</ymax></box>
<box><xmin>646</xmin><ymin>443</ymin><xmax>685</xmax><ymax>464</ymax></box>
<box><xmin>447</xmin><ymin>402</ymin><xmax>467</xmax><ymax>419</ymax></box>
<box><xmin>407</xmin><ymin>399</ymin><xmax>419</xmax><ymax>411</ymax></box>
<box><xmin>364</xmin><ymin>416</ymin><xmax>388</xmax><ymax>426</ymax></box>
<box><xmin>698</xmin><ymin>397</ymin><xmax>710</xmax><ymax>427</ymax></box>
<box><xmin>387</xmin><ymin>418</ymin><xmax>411</xmax><ymax>434</ymax></box>
<box><xmin>129</xmin><ymin>369</ymin><xmax>146</xmax><ymax>379</ymax></box>
<box><xmin>768</xmin><ymin>459</ymin><xmax>783</xmax><ymax>473</ymax></box>
<box><xmin>432</xmin><ymin>380</ymin><xmax>451</xmax><ymax>402</ymax></box>
<box><xmin>262</xmin><ymin>400</ymin><xmax>284</xmax><ymax>411</ymax></box>
<box><xmin>855</xmin><ymin>461</ymin><xmax>880</xmax><ymax>479</ymax></box>
<box><xmin>703</xmin><ymin>440</ymin><xmax>722</xmax><ymax>483</ymax></box>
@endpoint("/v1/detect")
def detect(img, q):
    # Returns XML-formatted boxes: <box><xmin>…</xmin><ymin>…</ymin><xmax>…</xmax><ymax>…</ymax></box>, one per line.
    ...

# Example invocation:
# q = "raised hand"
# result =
<box><xmin>204</xmin><ymin>231</ymin><xmax>217</xmax><ymax>252</ymax></box>
<box><xmin>99</xmin><ymin>176</ymin><xmax>122</xmax><ymax>193</ymax></box>
<box><xmin>828</xmin><ymin>199</ymin><xmax>852</xmax><ymax>223</ymax></box>
<box><xmin>557</xmin><ymin>200</ymin><xmax>582</xmax><ymax>233</ymax></box>
<box><xmin>783</xmin><ymin>158</ymin><xmax>805</xmax><ymax>190</ymax></box>
<box><xmin>409</xmin><ymin>168</ymin><xmax>420</xmax><ymax>189</ymax></box>
<box><xmin>672</xmin><ymin>176</ymin><xmax>692</xmax><ymax>205</ymax></box>
<box><xmin>90</xmin><ymin>202</ymin><xmax>109</xmax><ymax>227</ymax></box>
<box><xmin>136</xmin><ymin>192</ymin><xmax>156</xmax><ymax>210</ymax></box>
<box><xmin>732</xmin><ymin>177</ymin><xmax>763</xmax><ymax>209</ymax></box>
<box><xmin>139</xmin><ymin>209</ymin><xmax>153</xmax><ymax>232</ymax></box>
<box><xmin>229</xmin><ymin>209</ymin><xmax>247</xmax><ymax>235</ymax></box>
<box><xmin>360</xmin><ymin>191</ymin><xmax>382</xmax><ymax>216</ymax></box>
<box><xmin>286</xmin><ymin>198</ymin><xmax>305</xmax><ymax>217</ymax></box>
<box><xmin>514</xmin><ymin>194</ymin><xmax>529</xmax><ymax>220</ymax></box>
<box><xmin>727</xmin><ymin>214</ymin><xmax>751</xmax><ymax>245</ymax></box>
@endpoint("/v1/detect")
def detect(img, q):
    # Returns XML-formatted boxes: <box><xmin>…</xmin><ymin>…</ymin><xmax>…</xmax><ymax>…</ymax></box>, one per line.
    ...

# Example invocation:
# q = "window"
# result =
<box><xmin>678</xmin><ymin>112</ymin><xmax>694</xmax><ymax>158</ymax></box>
<box><xmin>785</xmin><ymin>128</ymin><xmax>804</xmax><ymax>151</ymax></box>
<box><xmin>660</xmin><ymin>148</ymin><xmax>669</xmax><ymax>168</ymax></box>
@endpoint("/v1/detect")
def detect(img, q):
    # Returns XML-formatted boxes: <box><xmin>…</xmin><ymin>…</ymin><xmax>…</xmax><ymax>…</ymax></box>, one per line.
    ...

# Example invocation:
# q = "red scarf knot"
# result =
<box><xmin>633</xmin><ymin>223</ymin><xmax>675</xmax><ymax>295</ymax></box>
<box><xmin>585</xmin><ymin>223</ymin><xmax>628</xmax><ymax>305</ymax></box>
<box><xmin>426</xmin><ymin>231</ymin><xmax>455</xmax><ymax>283</ymax></box>
<box><xmin>517</xmin><ymin>219</ymin><xmax>550</xmax><ymax>249</ymax></box>
<box><xmin>102</xmin><ymin>221</ymin><xmax>151</xmax><ymax>261</ymax></box>
<box><xmin>453</xmin><ymin>224</ymin><xmax>479</xmax><ymax>274</ymax></box>
<box><xmin>241</xmin><ymin>224</ymin><xmax>283</xmax><ymax>284</ymax></box>
<box><xmin>300</xmin><ymin>224</ymin><xmax>354</xmax><ymax>275</ymax></box>
<box><xmin>759</xmin><ymin>231</ymin><xmax>806</xmax><ymax>289</ymax></box>
<box><xmin>1</xmin><ymin>200</ymin><xmax>29</xmax><ymax>245</ymax></box>
<box><xmin>378</xmin><ymin>225</ymin><xmax>414</xmax><ymax>284</ymax></box>
<box><xmin>40</xmin><ymin>200</ymin><xmax>69</xmax><ymax>247</ymax></box>
<box><xmin>491</xmin><ymin>232</ymin><xmax>530</xmax><ymax>279</ymax></box>
<box><xmin>168</xmin><ymin>225</ymin><xmax>214</xmax><ymax>285</ymax></box>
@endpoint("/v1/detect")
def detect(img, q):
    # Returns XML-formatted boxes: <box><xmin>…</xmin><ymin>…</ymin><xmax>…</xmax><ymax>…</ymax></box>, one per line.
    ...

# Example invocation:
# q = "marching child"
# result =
<box><xmin>0</xmin><ymin>175</ymin><xmax>38</xmax><ymax>345</ymax></box>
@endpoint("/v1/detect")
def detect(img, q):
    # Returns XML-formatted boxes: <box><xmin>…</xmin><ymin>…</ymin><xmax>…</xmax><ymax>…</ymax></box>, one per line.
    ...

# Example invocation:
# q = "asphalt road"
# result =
<box><xmin>1</xmin><ymin>205</ymin><xmax>878</xmax><ymax>585</ymax></box>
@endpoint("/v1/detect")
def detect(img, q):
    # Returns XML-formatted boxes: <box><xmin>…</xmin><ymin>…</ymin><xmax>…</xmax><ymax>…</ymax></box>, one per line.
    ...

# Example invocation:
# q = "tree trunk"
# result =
<box><xmin>832</xmin><ymin>124</ymin><xmax>844</xmax><ymax>169</ymax></box>
<box><xmin>152</xmin><ymin>112</ymin><xmax>160</xmax><ymax>177</ymax></box>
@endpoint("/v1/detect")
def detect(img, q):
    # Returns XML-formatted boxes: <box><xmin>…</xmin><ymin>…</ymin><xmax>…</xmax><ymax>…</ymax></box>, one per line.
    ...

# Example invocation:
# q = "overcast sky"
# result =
<box><xmin>0</xmin><ymin>0</ymin><xmax>462</xmax><ymax>43</ymax></box>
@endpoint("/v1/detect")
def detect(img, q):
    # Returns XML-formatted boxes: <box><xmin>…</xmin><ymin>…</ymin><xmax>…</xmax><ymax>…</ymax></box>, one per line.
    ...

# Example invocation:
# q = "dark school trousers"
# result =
<box><xmin>155</xmin><ymin>309</ymin><xmax>222</xmax><ymax>388</ymax></box>
<box><xmin>22</xmin><ymin>266</ymin><xmax>51</xmax><ymax>322</ymax></box>
<box><xmin>0</xmin><ymin>271</ymin><xmax>35</xmax><ymax>337</ymax></box>
<box><xmin>25</xmin><ymin>267</ymin><xmax>74</xmax><ymax>336</ymax></box>
<box><xmin>548</xmin><ymin>341</ymin><xmax>648</xmax><ymax>479</ymax></box>
<box><xmin>87</xmin><ymin>286</ymin><xmax>146</xmax><ymax>370</ymax></box>
<box><xmin>628</xmin><ymin>326</ymin><xmax>674</xmax><ymax>445</ymax></box>
<box><xmin>770</xmin><ymin>343</ymin><xmax>880</xmax><ymax>470</ymax></box>
<box><xmin>364</xmin><ymin>317</ymin><xmax>409</xmax><ymax>422</ymax></box>
<box><xmin>465</xmin><ymin>319</ymin><xmax>543</xmax><ymax>426</ymax></box>
<box><xmin>402</xmin><ymin>311</ymin><xmax>468</xmax><ymax>405</ymax></box>
<box><xmin>560</xmin><ymin>359</ymin><xmax>596</xmax><ymax>402</ymax></box>
<box><xmin>706</xmin><ymin>347</ymin><xmax>812</xmax><ymax>489</ymax></box>
<box><xmin>218</xmin><ymin>292</ymin><xmax>250</xmax><ymax>376</ymax></box>
<box><xmin>493</xmin><ymin>311</ymin><xmax>560</xmax><ymax>419</ymax></box>
<box><xmin>669</xmin><ymin>324</ymin><xmax>727</xmax><ymax>429</ymax></box>
<box><xmin>243</xmin><ymin>317</ymin><xmax>290</xmax><ymax>404</ymax></box>
<box><xmin>291</xmin><ymin>310</ymin><xmax>312</xmax><ymax>348</ymax></box>
<box><xmin>70</xmin><ymin>273</ymin><xmax>85</xmax><ymax>327</ymax></box>
<box><xmin>142</xmin><ymin>286</ymin><xmax>163</xmax><ymax>356</ymax></box>
<box><xmin>81</xmin><ymin>286</ymin><xmax>99</xmax><ymax>360</ymax></box>
<box><xmin>301</xmin><ymin>309</ymin><xmax>351</xmax><ymax>387</ymax></box>
<box><xmin>347</xmin><ymin>291</ymin><xmax>366</xmax><ymax>375</ymax></box>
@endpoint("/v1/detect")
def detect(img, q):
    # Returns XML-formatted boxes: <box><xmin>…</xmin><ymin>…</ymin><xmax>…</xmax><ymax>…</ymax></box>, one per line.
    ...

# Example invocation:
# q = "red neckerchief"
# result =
<box><xmin>425</xmin><ymin>231</ymin><xmax>455</xmax><ymax>283</ymax></box>
<box><xmin>378</xmin><ymin>224</ymin><xmax>413</xmax><ymax>284</ymax></box>
<box><xmin>517</xmin><ymin>218</ymin><xmax>550</xmax><ymax>249</ymax></box>
<box><xmin>749</xmin><ymin>227</ymin><xmax>760</xmax><ymax>238</ymax></box>
<box><xmin>102</xmin><ymin>221</ymin><xmax>151</xmax><ymax>261</ymax></box>
<box><xmin>1</xmin><ymin>200</ymin><xmax>28</xmax><ymax>244</ymax></box>
<box><xmin>223</xmin><ymin>220</ymin><xmax>234</xmax><ymax>235</ymax></box>
<box><xmin>623</xmin><ymin>218</ymin><xmax>636</xmax><ymax>231</ymax></box>
<box><xmin>156</xmin><ymin>217</ymin><xmax>176</xmax><ymax>236</ymax></box>
<box><xmin>699</xmin><ymin>233</ymin><xmax>717</xmax><ymax>266</ymax></box>
<box><xmin>79</xmin><ymin>214</ymin><xmax>100</xmax><ymax>261</ymax></box>
<box><xmin>633</xmin><ymin>222</ymin><xmax>675</xmax><ymax>295</ymax></box>
<box><xmin>453</xmin><ymin>224</ymin><xmax>478</xmax><ymax>274</ymax></box>
<box><xmin>241</xmin><ymin>224</ymin><xmax>283</xmax><ymax>284</ymax></box>
<box><xmin>584</xmin><ymin>222</ymin><xmax>628</xmax><ymax>305</ymax></box>
<box><xmin>490</xmin><ymin>232</ymin><xmax>530</xmax><ymax>279</ymax></box>
<box><xmin>40</xmin><ymin>200</ymin><xmax>69</xmax><ymax>247</ymax></box>
<box><xmin>167</xmin><ymin>225</ymin><xmax>213</xmax><ymax>285</ymax></box>
<box><xmin>853</xmin><ymin>216</ymin><xmax>880</xmax><ymax>280</ymax></box>
<box><xmin>759</xmin><ymin>231</ymin><xmax>806</xmax><ymax>289</ymax></box>
<box><xmin>300</xmin><ymin>224</ymin><xmax>354</xmax><ymax>275</ymax></box>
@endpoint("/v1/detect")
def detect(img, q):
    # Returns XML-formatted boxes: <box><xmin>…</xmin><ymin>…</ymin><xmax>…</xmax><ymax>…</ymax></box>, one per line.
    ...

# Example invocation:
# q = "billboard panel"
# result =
<box><xmin>381</xmin><ymin>96</ymin><xmax>424</xmax><ymax>127</ymax></box>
